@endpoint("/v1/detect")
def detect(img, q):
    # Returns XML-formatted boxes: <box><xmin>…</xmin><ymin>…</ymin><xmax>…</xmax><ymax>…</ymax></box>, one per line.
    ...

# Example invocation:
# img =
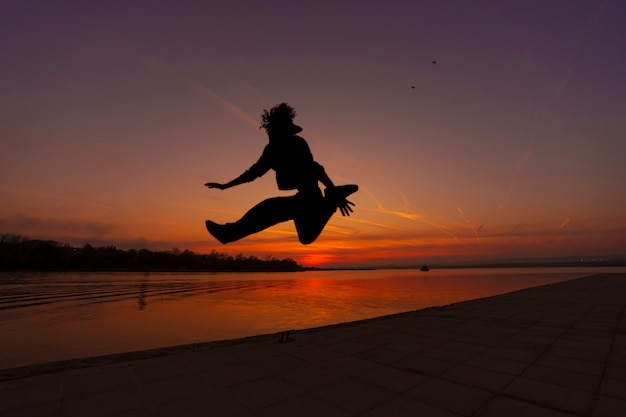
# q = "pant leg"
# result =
<box><xmin>293</xmin><ymin>193</ymin><xmax>336</xmax><ymax>245</ymax></box>
<box><xmin>226</xmin><ymin>196</ymin><xmax>297</xmax><ymax>242</ymax></box>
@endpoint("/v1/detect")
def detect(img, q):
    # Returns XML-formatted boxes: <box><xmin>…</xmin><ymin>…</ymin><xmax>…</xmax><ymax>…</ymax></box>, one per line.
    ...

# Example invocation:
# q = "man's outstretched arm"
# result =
<box><xmin>205</xmin><ymin>169</ymin><xmax>256</xmax><ymax>190</ymax></box>
<box><xmin>205</xmin><ymin>151</ymin><xmax>270</xmax><ymax>190</ymax></box>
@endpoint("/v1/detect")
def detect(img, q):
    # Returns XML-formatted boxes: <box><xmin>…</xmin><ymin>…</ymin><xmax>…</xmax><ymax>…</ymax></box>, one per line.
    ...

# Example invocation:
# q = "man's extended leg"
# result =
<box><xmin>206</xmin><ymin>196</ymin><xmax>296</xmax><ymax>244</ymax></box>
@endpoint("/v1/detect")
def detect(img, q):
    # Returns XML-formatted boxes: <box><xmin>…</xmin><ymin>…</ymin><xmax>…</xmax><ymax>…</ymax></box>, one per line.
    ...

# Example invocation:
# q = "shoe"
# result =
<box><xmin>205</xmin><ymin>220</ymin><xmax>230</xmax><ymax>244</ymax></box>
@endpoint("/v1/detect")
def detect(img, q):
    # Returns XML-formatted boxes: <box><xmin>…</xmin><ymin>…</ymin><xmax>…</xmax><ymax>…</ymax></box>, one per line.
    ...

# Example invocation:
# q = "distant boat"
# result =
<box><xmin>420</xmin><ymin>265</ymin><xmax>430</xmax><ymax>271</ymax></box>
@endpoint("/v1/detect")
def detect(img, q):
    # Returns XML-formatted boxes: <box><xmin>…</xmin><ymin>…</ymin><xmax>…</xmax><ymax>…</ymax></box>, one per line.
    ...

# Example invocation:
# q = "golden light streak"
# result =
<box><xmin>139</xmin><ymin>56</ymin><xmax>258</xmax><ymax>128</ymax></box>
<box><xmin>457</xmin><ymin>207</ymin><xmax>481</xmax><ymax>243</ymax></box>
<box><xmin>499</xmin><ymin>141</ymin><xmax>534</xmax><ymax>209</ymax></box>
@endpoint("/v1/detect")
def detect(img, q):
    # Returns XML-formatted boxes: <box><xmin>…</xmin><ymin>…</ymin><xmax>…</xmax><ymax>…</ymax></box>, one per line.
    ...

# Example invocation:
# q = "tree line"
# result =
<box><xmin>0</xmin><ymin>234</ymin><xmax>303</xmax><ymax>272</ymax></box>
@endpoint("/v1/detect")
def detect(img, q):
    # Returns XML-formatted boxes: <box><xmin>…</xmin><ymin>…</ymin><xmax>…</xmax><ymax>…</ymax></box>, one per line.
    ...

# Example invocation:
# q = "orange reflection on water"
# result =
<box><xmin>1</xmin><ymin>267</ymin><xmax>616</xmax><ymax>369</ymax></box>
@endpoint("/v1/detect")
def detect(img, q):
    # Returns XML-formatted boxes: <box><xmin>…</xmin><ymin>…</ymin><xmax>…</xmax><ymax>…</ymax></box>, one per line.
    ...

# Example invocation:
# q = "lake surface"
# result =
<box><xmin>1</xmin><ymin>267</ymin><xmax>624</xmax><ymax>370</ymax></box>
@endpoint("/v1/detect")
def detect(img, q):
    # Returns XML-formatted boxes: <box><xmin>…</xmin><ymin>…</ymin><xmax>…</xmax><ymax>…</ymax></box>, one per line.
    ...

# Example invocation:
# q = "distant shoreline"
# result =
<box><xmin>366</xmin><ymin>261</ymin><xmax>626</xmax><ymax>270</ymax></box>
<box><xmin>2</xmin><ymin>261</ymin><xmax>626</xmax><ymax>273</ymax></box>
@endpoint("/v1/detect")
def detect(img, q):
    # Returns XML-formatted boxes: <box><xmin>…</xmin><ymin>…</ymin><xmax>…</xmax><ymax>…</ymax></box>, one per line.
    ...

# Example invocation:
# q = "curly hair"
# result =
<box><xmin>260</xmin><ymin>103</ymin><xmax>297</xmax><ymax>132</ymax></box>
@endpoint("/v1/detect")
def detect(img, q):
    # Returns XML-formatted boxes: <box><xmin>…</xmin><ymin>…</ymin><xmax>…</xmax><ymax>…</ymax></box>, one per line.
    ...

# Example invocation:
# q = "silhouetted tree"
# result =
<box><xmin>0</xmin><ymin>234</ymin><xmax>302</xmax><ymax>272</ymax></box>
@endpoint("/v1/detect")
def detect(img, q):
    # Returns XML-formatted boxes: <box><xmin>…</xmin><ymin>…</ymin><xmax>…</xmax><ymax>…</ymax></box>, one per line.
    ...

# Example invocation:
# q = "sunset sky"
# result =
<box><xmin>2</xmin><ymin>0</ymin><xmax>625</xmax><ymax>267</ymax></box>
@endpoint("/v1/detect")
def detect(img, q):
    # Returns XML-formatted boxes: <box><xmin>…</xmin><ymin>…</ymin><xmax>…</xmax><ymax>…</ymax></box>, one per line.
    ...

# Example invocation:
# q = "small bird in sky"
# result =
<box><xmin>432</xmin><ymin>60</ymin><xmax>437</xmax><ymax>64</ymax></box>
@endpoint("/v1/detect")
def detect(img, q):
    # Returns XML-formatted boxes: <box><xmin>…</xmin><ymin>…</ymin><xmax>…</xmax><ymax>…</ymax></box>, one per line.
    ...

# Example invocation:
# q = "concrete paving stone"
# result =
<box><xmin>0</xmin><ymin>372</ymin><xmax>61</xmax><ymax>391</ymax></box>
<box><xmin>521</xmin><ymin>324</ymin><xmax>567</xmax><ymax>338</ymax></box>
<box><xmin>60</xmin><ymin>386</ymin><xmax>147</xmax><ymax>417</ymax></box>
<box><xmin>317</xmin><ymin>328</ymin><xmax>359</xmax><ymax>342</ymax></box>
<box><xmin>181</xmin><ymin>350</ymin><xmax>245</xmax><ymax>372</ymax></box>
<box><xmin>277</xmin><ymin>332</ymin><xmax>340</xmax><ymax>350</ymax></box>
<box><xmin>536</xmin><ymin>353</ymin><xmax>605</xmax><ymax>376</ymax></box>
<box><xmin>201</xmin><ymin>362</ymin><xmax>264</xmax><ymax>388</ymax></box>
<box><xmin>477</xmin><ymin>395</ymin><xmax>575</xmax><ymax>417</ymax></box>
<box><xmin>401</xmin><ymin>334</ymin><xmax>450</xmax><ymax>349</ymax></box>
<box><xmin>575</xmin><ymin>319</ymin><xmax>616</xmax><ymax>332</ymax></box>
<box><xmin>129</xmin><ymin>355</ymin><xmax>193</xmax><ymax>382</ymax></box>
<box><xmin>426</xmin><ymin>329</ymin><xmax>466</xmax><ymax>343</ymax></box>
<box><xmin>441</xmin><ymin>340</ymin><xmax>488</xmax><ymax>355</ymax></box>
<box><xmin>484</xmin><ymin>344</ymin><xmax>543</xmax><ymax>363</ymax></box>
<box><xmin>248</xmin><ymin>352</ymin><xmax>306</xmax><ymax>377</ymax></box>
<box><xmin>511</xmin><ymin>312</ymin><xmax>552</xmax><ymax>323</ymax></box>
<box><xmin>109</xmin><ymin>408</ymin><xmax>153</xmax><ymax>417</ymax></box>
<box><xmin>336</xmin><ymin>324</ymin><xmax>386</xmax><ymax>340</ymax></box>
<box><xmin>154</xmin><ymin>390</ymin><xmax>247</xmax><ymax>417</ymax></box>
<box><xmin>443</xmin><ymin>364</ymin><xmax>515</xmax><ymax>392</ymax></box>
<box><xmin>466</xmin><ymin>354</ymin><xmax>529</xmax><ymax>375</ymax></box>
<box><xmin>504</xmin><ymin>376</ymin><xmax>595</xmax><ymax>415</ymax></box>
<box><xmin>453</xmin><ymin>333</ymin><xmax>505</xmax><ymax>347</ymax></box>
<box><xmin>291</xmin><ymin>346</ymin><xmax>343</xmax><ymax>363</ymax></box>
<box><xmin>483</xmin><ymin>321</ymin><xmax>528</xmax><ymax>339</ymax></box>
<box><xmin>600</xmin><ymin>378</ymin><xmax>626</xmax><ymax>400</ymax></box>
<box><xmin>277</xmin><ymin>363</ymin><xmax>347</xmax><ymax>391</ymax></box>
<box><xmin>604</xmin><ymin>365</ymin><xmax>626</xmax><ymax>382</ymax></box>
<box><xmin>421</xmin><ymin>346</ymin><xmax>478</xmax><ymax>364</ymax></box>
<box><xmin>455</xmin><ymin>320</ymin><xmax>499</xmax><ymax>333</ymax></box>
<box><xmin>313</xmin><ymin>377</ymin><xmax>396</xmax><ymax>415</ymax></box>
<box><xmin>386</xmin><ymin>342</ymin><xmax>428</xmax><ymax>354</ymax></box>
<box><xmin>508</xmin><ymin>333</ymin><xmax>559</xmax><ymax>349</ymax></box>
<box><xmin>407</xmin><ymin>316</ymin><xmax>461</xmax><ymax>330</ymax></box>
<box><xmin>522</xmin><ymin>363</ymin><xmax>602</xmax><ymax>393</ymax></box>
<box><xmin>328</xmin><ymin>341</ymin><xmax>371</xmax><ymax>355</ymax></box>
<box><xmin>0</xmin><ymin>375</ymin><xmax>61</xmax><ymax>413</ymax></box>
<box><xmin>391</xmin><ymin>315</ymin><xmax>436</xmax><ymax>327</ymax></box>
<box><xmin>62</xmin><ymin>364</ymin><xmax>135</xmax><ymax>397</ymax></box>
<box><xmin>1</xmin><ymin>401</ymin><xmax>59</xmax><ymax>417</ymax></box>
<box><xmin>356</xmin><ymin>346</ymin><xmax>408</xmax><ymax>365</ymax></box>
<box><xmin>607</xmin><ymin>352</ymin><xmax>626</xmax><ymax>369</ymax></box>
<box><xmin>590</xmin><ymin>304</ymin><xmax>623</xmax><ymax>317</ymax></box>
<box><xmin>407</xmin><ymin>377</ymin><xmax>492</xmax><ymax>416</ymax></box>
<box><xmin>256</xmin><ymin>393</ymin><xmax>351</xmax><ymax>417</ymax></box>
<box><xmin>321</xmin><ymin>355</ymin><xmax>384</xmax><ymax>377</ymax></box>
<box><xmin>593</xmin><ymin>395</ymin><xmax>626</xmax><ymax>417</ymax></box>
<box><xmin>226</xmin><ymin>377</ymin><xmax>304</xmax><ymax>410</ymax></box>
<box><xmin>548</xmin><ymin>345</ymin><xmax>608</xmax><ymax>363</ymax></box>
<box><xmin>140</xmin><ymin>371</ymin><xmax>217</xmax><ymax>405</ymax></box>
<box><xmin>361</xmin><ymin>364</ymin><xmax>427</xmax><ymax>393</ymax></box>
<box><xmin>362</xmin><ymin>395</ymin><xmax>462</xmax><ymax>417</ymax></box>
<box><xmin>555</xmin><ymin>337</ymin><xmax>613</xmax><ymax>354</ymax></box>
<box><xmin>231</xmin><ymin>342</ymin><xmax>285</xmax><ymax>363</ymax></box>
<box><xmin>394</xmin><ymin>354</ymin><xmax>455</xmax><ymax>377</ymax></box>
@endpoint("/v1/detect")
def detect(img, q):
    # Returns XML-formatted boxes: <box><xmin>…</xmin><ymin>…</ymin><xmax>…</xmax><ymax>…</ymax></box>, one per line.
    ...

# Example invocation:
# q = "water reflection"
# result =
<box><xmin>138</xmin><ymin>282</ymin><xmax>147</xmax><ymax>310</ymax></box>
<box><xmin>1</xmin><ymin>268</ymin><xmax>624</xmax><ymax>369</ymax></box>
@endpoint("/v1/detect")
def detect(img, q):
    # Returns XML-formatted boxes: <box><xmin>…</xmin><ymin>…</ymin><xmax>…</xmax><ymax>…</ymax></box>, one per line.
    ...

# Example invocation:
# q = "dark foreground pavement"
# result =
<box><xmin>1</xmin><ymin>273</ymin><xmax>625</xmax><ymax>416</ymax></box>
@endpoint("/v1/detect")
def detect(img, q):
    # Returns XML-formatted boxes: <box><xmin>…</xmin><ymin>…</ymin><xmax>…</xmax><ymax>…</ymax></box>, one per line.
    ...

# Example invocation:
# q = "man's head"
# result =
<box><xmin>261</xmin><ymin>103</ymin><xmax>303</xmax><ymax>137</ymax></box>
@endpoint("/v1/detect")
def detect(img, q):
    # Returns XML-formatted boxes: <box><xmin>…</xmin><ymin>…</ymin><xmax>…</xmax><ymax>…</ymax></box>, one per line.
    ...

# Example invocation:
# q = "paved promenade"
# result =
<box><xmin>1</xmin><ymin>273</ymin><xmax>625</xmax><ymax>416</ymax></box>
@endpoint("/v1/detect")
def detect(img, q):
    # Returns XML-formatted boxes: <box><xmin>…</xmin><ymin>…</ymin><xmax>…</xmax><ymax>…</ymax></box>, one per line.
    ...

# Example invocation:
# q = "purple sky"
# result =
<box><xmin>2</xmin><ymin>0</ymin><xmax>625</xmax><ymax>266</ymax></box>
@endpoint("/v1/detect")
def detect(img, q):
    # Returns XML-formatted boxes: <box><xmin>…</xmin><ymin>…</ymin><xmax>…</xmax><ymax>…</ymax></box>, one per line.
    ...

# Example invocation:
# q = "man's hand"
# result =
<box><xmin>205</xmin><ymin>182</ymin><xmax>227</xmax><ymax>190</ymax></box>
<box><xmin>338</xmin><ymin>199</ymin><xmax>355</xmax><ymax>216</ymax></box>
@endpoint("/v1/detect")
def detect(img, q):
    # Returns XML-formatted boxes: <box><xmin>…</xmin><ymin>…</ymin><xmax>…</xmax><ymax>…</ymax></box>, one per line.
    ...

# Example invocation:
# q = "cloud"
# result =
<box><xmin>0</xmin><ymin>215</ymin><xmax>116</xmax><ymax>239</ymax></box>
<box><xmin>360</xmin><ymin>184</ymin><xmax>460</xmax><ymax>241</ymax></box>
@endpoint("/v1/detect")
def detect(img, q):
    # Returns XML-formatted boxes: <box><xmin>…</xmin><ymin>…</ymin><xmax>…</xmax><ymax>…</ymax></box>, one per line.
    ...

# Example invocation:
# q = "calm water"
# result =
<box><xmin>1</xmin><ymin>267</ymin><xmax>624</xmax><ymax>370</ymax></box>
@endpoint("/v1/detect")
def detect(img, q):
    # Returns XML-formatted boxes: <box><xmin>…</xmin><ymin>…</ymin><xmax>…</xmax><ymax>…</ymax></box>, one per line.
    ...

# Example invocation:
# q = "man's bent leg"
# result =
<box><xmin>294</xmin><ymin>198</ymin><xmax>336</xmax><ymax>245</ymax></box>
<box><xmin>294</xmin><ymin>185</ymin><xmax>358</xmax><ymax>244</ymax></box>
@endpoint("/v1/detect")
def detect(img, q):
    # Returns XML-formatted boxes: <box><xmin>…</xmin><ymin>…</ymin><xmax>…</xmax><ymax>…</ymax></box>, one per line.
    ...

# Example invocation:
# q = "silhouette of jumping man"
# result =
<box><xmin>205</xmin><ymin>103</ymin><xmax>358</xmax><ymax>245</ymax></box>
